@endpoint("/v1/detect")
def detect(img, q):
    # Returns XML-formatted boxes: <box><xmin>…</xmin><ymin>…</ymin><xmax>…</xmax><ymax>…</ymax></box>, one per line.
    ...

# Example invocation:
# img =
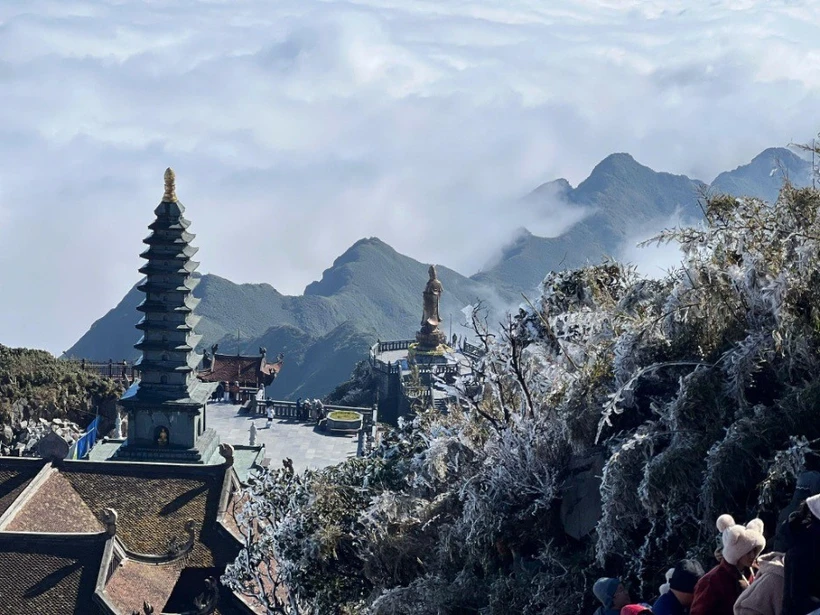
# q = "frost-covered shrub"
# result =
<box><xmin>225</xmin><ymin>184</ymin><xmax>820</xmax><ymax>614</ymax></box>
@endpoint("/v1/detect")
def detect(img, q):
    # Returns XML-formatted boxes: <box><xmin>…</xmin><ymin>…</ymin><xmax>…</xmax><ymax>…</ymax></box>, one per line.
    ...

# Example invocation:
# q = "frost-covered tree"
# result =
<box><xmin>225</xmin><ymin>181</ymin><xmax>820</xmax><ymax>614</ymax></box>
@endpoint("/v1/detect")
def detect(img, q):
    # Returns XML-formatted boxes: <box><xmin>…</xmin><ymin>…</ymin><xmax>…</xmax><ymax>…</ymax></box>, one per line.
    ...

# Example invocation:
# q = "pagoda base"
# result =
<box><xmin>112</xmin><ymin>428</ymin><xmax>221</xmax><ymax>464</ymax></box>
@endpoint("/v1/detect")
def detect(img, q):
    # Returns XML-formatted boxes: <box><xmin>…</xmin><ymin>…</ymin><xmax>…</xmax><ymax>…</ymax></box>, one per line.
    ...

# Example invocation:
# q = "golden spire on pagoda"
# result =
<box><xmin>163</xmin><ymin>167</ymin><xmax>177</xmax><ymax>203</ymax></box>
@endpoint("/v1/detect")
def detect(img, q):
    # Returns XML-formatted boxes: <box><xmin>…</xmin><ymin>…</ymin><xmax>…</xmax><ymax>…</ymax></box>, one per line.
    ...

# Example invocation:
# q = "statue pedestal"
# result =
<box><xmin>415</xmin><ymin>327</ymin><xmax>446</xmax><ymax>353</ymax></box>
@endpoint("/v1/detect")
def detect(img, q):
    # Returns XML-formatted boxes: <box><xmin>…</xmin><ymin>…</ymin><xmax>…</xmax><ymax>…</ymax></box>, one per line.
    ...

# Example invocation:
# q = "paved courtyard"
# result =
<box><xmin>207</xmin><ymin>402</ymin><xmax>359</xmax><ymax>472</ymax></box>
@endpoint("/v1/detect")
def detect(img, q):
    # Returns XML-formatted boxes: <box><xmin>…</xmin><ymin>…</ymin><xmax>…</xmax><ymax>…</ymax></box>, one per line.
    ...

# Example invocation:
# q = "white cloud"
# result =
<box><xmin>1</xmin><ymin>0</ymin><xmax>820</xmax><ymax>352</ymax></box>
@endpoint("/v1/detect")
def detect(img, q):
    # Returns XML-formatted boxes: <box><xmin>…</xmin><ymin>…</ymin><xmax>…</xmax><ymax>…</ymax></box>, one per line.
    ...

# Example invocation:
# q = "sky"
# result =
<box><xmin>2</xmin><ymin>0</ymin><xmax>820</xmax><ymax>354</ymax></box>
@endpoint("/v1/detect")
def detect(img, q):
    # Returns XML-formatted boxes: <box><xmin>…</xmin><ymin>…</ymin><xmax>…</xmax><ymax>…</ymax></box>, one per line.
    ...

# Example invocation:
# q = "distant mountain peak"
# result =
<box><xmin>710</xmin><ymin>146</ymin><xmax>811</xmax><ymax>203</ymax></box>
<box><xmin>350</xmin><ymin>236</ymin><xmax>390</xmax><ymax>250</ymax></box>
<box><xmin>304</xmin><ymin>236</ymin><xmax>404</xmax><ymax>297</ymax></box>
<box><xmin>751</xmin><ymin>146</ymin><xmax>802</xmax><ymax>163</ymax></box>
<box><xmin>594</xmin><ymin>152</ymin><xmax>641</xmax><ymax>171</ymax></box>
<box><xmin>526</xmin><ymin>178</ymin><xmax>573</xmax><ymax>200</ymax></box>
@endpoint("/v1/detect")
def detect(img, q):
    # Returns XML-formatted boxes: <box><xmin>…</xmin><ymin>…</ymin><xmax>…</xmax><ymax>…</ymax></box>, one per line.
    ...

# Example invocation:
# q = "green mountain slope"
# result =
<box><xmin>474</xmin><ymin>147</ymin><xmax>811</xmax><ymax>294</ymax></box>
<box><xmin>65</xmin><ymin>238</ymin><xmax>503</xmax><ymax>399</ymax></box>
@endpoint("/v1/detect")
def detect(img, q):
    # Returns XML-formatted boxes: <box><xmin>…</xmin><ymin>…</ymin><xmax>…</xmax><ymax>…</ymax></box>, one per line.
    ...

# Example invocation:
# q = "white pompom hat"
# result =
<box><xmin>806</xmin><ymin>493</ymin><xmax>820</xmax><ymax>520</ymax></box>
<box><xmin>658</xmin><ymin>567</ymin><xmax>674</xmax><ymax>595</ymax></box>
<box><xmin>716</xmin><ymin>514</ymin><xmax>766</xmax><ymax>565</ymax></box>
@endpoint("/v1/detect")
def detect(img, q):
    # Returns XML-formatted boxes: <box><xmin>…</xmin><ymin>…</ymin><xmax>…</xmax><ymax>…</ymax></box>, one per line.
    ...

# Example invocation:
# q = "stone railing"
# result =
<box><xmin>370</xmin><ymin>356</ymin><xmax>402</xmax><ymax>375</ymax></box>
<box><xmin>369</xmin><ymin>340</ymin><xmax>414</xmax><ymax>374</ymax></box>
<box><xmin>417</xmin><ymin>364</ymin><xmax>459</xmax><ymax>377</ymax></box>
<box><xmin>461</xmin><ymin>341</ymin><xmax>485</xmax><ymax>359</ymax></box>
<box><xmin>261</xmin><ymin>400</ymin><xmax>375</xmax><ymax>426</ymax></box>
<box><xmin>403</xmin><ymin>385</ymin><xmax>432</xmax><ymax>404</ymax></box>
<box><xmin>376</xmin><ymin>340</ymin><xmax>414</xmax><ymax>353</ymax></box>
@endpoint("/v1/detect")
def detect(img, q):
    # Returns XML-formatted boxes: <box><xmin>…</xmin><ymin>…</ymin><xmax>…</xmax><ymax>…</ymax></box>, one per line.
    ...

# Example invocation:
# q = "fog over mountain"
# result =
<box><xmin>3</xmin><ymin>1</ymin><xmax>820</xmax><ymax>353</ymax></box>
<box><xmin>66</xmin><ymin>146</ymin><xmax>811</xmax><ymax>399</ymax></box>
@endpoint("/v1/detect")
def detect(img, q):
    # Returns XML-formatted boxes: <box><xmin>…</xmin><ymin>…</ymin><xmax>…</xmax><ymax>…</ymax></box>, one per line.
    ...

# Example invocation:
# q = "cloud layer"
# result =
<box><xmin>1</xmin><ymin>0</ymin><xmax>820</xmax><ymax>352</ymax></box>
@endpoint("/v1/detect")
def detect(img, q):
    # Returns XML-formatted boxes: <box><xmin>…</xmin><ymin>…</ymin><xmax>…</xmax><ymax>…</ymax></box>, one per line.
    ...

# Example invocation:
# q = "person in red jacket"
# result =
<box><xmin>690</xmin><ymin>514</ymin><xmax>766</xmax><ymax>615</ymax></box>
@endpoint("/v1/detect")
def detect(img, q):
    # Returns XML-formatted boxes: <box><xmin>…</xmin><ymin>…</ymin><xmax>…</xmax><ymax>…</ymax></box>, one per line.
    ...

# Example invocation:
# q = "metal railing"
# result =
<box><xmin>64</xmin><ymin>359</ymin><xmax>139</xmax><ymax>381</ymax></box>
<box><xmin>71</xmin><ymin>416</ymin><xmax>100</xmax><ymax>460</ymax></box>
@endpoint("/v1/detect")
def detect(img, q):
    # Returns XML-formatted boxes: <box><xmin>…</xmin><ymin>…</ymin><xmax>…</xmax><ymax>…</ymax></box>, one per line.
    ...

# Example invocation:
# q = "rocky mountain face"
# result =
<box><xmin>64</xmin><ymin>147</ymin><xmax>811</xmax><ymax>399</ymax></box>
<box><xmin>472</xmin><ymin>147</ymin><xmax>812</xmax><ymax>294</ymax></box>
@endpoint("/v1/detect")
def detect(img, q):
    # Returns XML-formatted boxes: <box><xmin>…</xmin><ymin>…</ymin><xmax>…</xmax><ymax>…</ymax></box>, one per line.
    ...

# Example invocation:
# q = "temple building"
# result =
<box><xmin>198</xmin><ymin>346</ymin><xmax>283</xmax><ymax>392</ymax></box>
<box><xmin>0</xmin><ymin>453</ymin><xmax>252</xmax><ymax>614</ymax></box>
<box><xmin>115</xmin><ymin>169</ymin><xmax>220</xmax><ymax>464</ymax></box>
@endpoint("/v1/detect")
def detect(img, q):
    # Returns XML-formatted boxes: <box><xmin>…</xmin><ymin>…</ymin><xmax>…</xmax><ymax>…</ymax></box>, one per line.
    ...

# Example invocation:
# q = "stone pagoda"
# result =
<box><xmin>115</xmin><ymin>168</ymin><xmax>219</xmax><ymax>463</ymax></box>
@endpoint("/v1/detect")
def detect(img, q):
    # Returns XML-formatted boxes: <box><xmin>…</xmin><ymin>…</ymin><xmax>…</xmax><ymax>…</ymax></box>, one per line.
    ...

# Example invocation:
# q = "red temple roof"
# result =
<box><xmin>198</xmin><ymin>353</ymin><xmax>282</xmax><ymax>387</ymax></box>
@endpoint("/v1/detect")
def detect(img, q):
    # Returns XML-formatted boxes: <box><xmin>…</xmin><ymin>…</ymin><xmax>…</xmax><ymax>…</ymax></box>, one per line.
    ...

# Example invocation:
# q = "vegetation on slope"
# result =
<box><xmin>0</xmin><ymin>345</ymin><xmax>122</xmax><ymax>428</ymax></box>
<box><xmin>225</xmin><ymin>181</ymin><xmax>820</xmax><ymax>614</ymax></box>
<box><xmin>323</xmin><ymin>359</ymin><xmax>378</xmax><ymax>408</ymax></box>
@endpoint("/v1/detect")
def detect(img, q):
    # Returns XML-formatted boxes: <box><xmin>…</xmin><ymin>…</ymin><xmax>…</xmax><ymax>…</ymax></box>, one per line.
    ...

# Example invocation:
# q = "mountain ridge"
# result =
<box><xmin>65</xmin><ymin>235</ymin><xmax>505</xmax><ymax>399</ymax></box>
<box><xmin>64</xmin><ymin>146</ymin><xmax>812</xmax><ymax>399</ymax></box>
<box><xmin>473</xmin><ymin>146</ymin><xmax>811</xmax><ymax>293</ymax></box>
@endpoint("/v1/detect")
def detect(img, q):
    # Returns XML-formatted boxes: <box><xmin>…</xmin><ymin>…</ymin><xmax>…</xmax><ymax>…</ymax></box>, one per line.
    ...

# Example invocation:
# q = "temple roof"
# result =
<box><xmin>0</xmin><ymin>460</ymin><xmax>46</xmax><ymax>517</ymax></box>
<box><xmin>199</xmin><ymin>353</ymin><xmax>283</xmax><ymax>387</ymax></box>
<box><xmin>0</xmin><ymin>457</ymin><xmax>246</xmax><ymax>614</ymax></box>
<box><xmin>0</xmin><ymin>532</ymin><xmax>108</xmax><ymax>615</ymax></box>
<box><xmin>2</xmin><ymin>468</ymin><xmax>102</xmax><ymax>533</ymax></box>
<box><xmin>121</xmin><ymin>378</ymin><xmax>215</xmax><ymax>408</ymax></box>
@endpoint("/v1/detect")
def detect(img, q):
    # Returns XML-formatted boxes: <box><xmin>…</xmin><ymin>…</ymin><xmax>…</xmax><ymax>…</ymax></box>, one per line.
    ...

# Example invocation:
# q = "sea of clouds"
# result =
<box><xmin>1</xmin><ymin>0</ymin><xmax>820</xmax><ymax>352</ymax></box>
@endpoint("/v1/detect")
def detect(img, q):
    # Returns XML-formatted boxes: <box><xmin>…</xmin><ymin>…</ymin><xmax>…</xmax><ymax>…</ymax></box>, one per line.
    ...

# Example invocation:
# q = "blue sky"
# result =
<box><xmin>1</xmin><ymin>0</ymin><xmax>819</xmax><ymax>352</ymax></box>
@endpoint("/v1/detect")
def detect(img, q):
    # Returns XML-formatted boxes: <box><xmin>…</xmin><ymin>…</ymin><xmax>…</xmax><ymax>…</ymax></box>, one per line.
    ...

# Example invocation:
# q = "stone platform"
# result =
<box><xmin>207</xmin><ymin>402</ymin><xmax>358</xmax><ymax>472</ymax></box>
<box><xmin>90</xmin><ymin>403</ymin><xmax>359</xmax><ymax>473</ymax></box>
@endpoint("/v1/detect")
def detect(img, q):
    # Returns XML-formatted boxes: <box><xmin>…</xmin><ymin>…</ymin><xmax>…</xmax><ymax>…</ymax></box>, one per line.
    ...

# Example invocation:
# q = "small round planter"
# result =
<box><xmin>326</xmin><ymin>411</ymin><xmax>363</xmax><ymax>433</ymax></box>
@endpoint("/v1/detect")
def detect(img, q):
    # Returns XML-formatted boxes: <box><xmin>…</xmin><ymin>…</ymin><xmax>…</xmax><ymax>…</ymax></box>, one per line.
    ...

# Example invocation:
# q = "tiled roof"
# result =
<box><xmin>0</xmin><ymin>459</ymin><xmax>246</xmax><ymax>614</ymax></box>
<box><xmin>4</xmin><ymin>469</ymin><xmax>102</xmax><ymax>533</ymax></box>
<box><xmin>59</xmin><ymin>462</ymin><xmax>226</xmax><ymax>561</ymax></box>
<box><xmin>261</xmin><ymin>361</ymin><xmax>283</xmax><ymax>378</ymax></box>
<box><xmin>104</xmin><ymin>557</ymin><xmax>182</xmax><ymax>614</ymax></box>
<box><xmin>199</xmin><ymin>354</ymin><xmax>265</xmax><ymax>386</ymax></box>
<box><xmin>0</xmin><ymin>460</ymin><xmax>46</xmax><ymax>517</ymax></box>
<box><xmin>0</xmin><ymin>533</ymin><xmax>107</xmax><ymax>615</ymax></box>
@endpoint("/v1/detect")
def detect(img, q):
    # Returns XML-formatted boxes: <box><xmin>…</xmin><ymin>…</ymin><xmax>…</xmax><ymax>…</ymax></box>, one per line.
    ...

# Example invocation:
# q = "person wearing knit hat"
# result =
<box><xmin>690</xmin><ymin>515</ymin><xmax>765</xmax><ymax>615</ymax></box>
<box><xmin>593</xmin><ymin>577</ymin><xmax>631</xmax><ymax>615</ymax></box>
<box><xmin>621</xmin><ymin>606</ymin><xmax>652</xmax><ymax>615</ymax></box>
<box><xmin>653</xmin><ymin>559</ymin><xmax>705</xmax><ymax>615</ymax></box>
<box><xmin>782</xmin><ymin>495</ymin><xmax>820</xmax><ymax>615</ymax></box>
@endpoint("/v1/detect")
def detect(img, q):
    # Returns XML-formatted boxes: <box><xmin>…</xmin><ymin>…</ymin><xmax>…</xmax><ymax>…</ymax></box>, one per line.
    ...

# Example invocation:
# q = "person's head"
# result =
<box><xmin>593</xmin><ymin>578</ymin><xmax>631</xmax><ymax>611</ymax></box>
<box><xmin>613</xmin><ymin>584</ymin><xmax>631</xmax><ymax>609</ymax></box>
<box><xmin>716</xmin><ymin>514</ymin><xmax>766</xmax><ymax>568</ymax></box>
<box><xmin>620</xmin><ymin>606</ymin><xmax>652</xmax><ymax>615</ymax></box>
<box><xmin>668</xmin><ymin>559</ymin><xmax>704</xmax><ymax>606</ymax></box>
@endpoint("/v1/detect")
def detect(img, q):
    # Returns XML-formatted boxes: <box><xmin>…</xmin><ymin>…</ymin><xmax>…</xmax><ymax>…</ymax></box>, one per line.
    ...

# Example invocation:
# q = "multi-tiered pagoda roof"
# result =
<box><xmin>117</xmin><ymin>169</ymin><xmax>218</xmax><ymax>463</ymax></box>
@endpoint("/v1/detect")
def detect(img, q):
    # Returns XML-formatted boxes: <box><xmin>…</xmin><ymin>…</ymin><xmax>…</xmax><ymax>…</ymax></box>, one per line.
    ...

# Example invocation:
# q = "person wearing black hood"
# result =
<box><xmin>782</xmin><ymin>494</ymin><xmax>820</xmax><ymax>615</ymax></box>
<box><xmin>654</xmin><ymin>560</ymin><xmax>705</xmax><ymax>615</ymax></box>
<box><xmin>774</xmin><ymin>471</ymin><xmax>820</xmax><ymax>552</ymax></box>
